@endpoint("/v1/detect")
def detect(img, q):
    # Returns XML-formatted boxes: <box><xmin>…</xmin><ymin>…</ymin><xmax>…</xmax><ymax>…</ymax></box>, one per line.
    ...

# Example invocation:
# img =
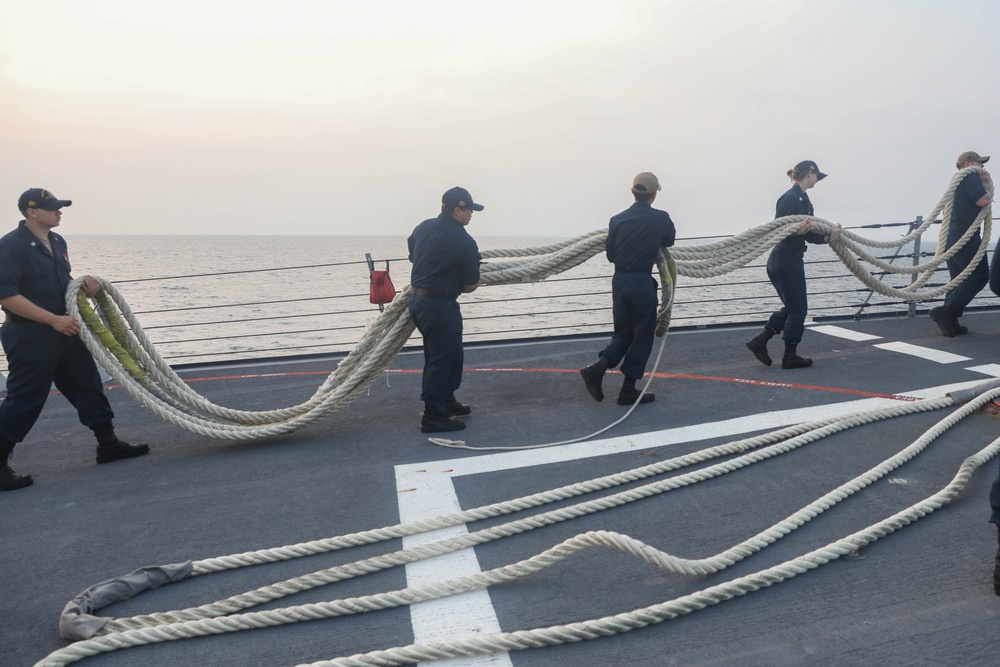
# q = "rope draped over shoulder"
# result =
<box><xmin>66</xmin><ymin>168</ymin><xmax>992</xmax><ymax>440</ymax></box>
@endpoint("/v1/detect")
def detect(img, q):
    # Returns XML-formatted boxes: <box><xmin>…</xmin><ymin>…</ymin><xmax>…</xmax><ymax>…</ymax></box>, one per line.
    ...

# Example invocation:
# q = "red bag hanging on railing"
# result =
<box><xmin>366</xmin><ymin>253</ymin><xmax>395</xmax><ymax>310</ymax></box>
<box><xmin>369</xmin><ymin>269</ymin><xmax>396</xmax><ymax>305</ymax></box>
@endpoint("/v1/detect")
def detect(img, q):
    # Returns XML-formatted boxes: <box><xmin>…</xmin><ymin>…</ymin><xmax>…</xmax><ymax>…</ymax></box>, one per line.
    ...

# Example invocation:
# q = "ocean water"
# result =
<box><xmin>56</xmin><ymin>234</ymin><xmax>619</xmax><ymax>366</ymax></box>
<box><xmin>62</xmin><ymin>234</ymin><xmax>634</xmax><ymax>364</ymax></box>
<box><xmin>2</xmin><ymin>232</ymin><xmax>989</xmax><ymax>371</ymax></box>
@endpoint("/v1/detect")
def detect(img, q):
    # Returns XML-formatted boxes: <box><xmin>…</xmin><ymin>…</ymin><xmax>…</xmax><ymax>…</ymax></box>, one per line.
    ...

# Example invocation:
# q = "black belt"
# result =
<box><xmin>413</xmin><ymin>287</ymin><xmax>457</xmax><ymax>300</ymax></box>
<box><xmin>614</xmin><ymin>267</ymin><xmax>651</xmax><ymax>274</ymax></box>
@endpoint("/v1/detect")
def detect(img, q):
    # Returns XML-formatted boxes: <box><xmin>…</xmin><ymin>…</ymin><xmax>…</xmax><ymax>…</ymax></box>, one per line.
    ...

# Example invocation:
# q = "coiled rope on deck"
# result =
<box><xmin>67</xmin><ymin>168</ymin><xmax>992</xmax><ymax>441</ymax></box>
<box><xmin>36</xmin><ymin>380</ymin><xmax>1000</xmax><ymax>666</ymax></box>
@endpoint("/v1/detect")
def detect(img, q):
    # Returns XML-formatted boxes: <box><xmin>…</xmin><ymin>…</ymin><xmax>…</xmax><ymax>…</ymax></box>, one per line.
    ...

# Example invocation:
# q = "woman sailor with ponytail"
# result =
<box><xmin>746</xmin><ymin>160</ymin><xmax>842</xmax><ymax>369</ymax></box>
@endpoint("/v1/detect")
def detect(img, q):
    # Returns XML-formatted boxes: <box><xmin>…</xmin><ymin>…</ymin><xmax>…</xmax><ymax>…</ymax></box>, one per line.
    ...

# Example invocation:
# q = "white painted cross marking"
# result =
<box><xmin>395</xmin><ymin>378</ymin><xmax>990</xmax><ymax>666</ymax></box>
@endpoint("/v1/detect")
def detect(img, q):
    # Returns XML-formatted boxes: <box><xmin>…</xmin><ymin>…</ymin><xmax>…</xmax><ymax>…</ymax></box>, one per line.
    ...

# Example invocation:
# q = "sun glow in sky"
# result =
<box><xmin>2</xmin><ymin>0</ymin><xmax>998</xmax><ymax>237</ymax></box>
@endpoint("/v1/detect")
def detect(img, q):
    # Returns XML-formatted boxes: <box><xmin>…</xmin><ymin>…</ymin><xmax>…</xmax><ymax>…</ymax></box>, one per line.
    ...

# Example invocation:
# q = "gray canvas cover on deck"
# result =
<box><xmin>59</xmin><ymin>562</ymin><xmax>193</xmax><ymax>640</ymax></box>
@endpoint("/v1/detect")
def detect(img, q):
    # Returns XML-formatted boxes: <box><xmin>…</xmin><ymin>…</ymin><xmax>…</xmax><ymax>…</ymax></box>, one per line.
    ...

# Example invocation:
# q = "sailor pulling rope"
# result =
<box><xmin>65</xmin><ymin>166</ymin><xmax>991</xmax><ymax>441</ymax></box>
<box><xmin>30</xmin><ymin>167</ymin><xmax>998</xmax><ymax>667</ymax></box>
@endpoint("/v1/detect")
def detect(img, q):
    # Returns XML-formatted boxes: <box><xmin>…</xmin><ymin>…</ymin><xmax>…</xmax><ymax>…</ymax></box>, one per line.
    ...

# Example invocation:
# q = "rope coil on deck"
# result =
<box><xmin>36</xmin><ymin>381</ymin><xmax>1000</xmax><ymax>666</ymax></box>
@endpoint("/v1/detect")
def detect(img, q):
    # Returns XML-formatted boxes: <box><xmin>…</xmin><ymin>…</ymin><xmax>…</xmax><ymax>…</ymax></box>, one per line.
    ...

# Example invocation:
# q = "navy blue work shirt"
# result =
<box><xmin>774</xmin><ymin>183</ymin><xmax>827</xmax><ymax>256</ymax></box>
<box><xmin>951</xmin><ymin>172</ymin><xmax>989</xmax><ymax>229</ymax></box>
<box><xmin>408</xmin><ymin>213</ymin><xmax>481</xmax><ymax>296</ymax></box>
<box><xmin>606</xmin><ymin>202</ymin><xmax>676</xmax><ymax>273</ymax></box>
<box><xmin>0</xmin><ymin>221</ymin><xmax>74</xmax><ymax>320</ymax></box>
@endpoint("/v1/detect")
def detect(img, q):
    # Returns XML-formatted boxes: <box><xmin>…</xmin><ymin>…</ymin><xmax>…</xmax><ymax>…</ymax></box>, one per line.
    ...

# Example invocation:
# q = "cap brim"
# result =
<box><xmin>38</xmin><ymin>199</ymin><xmax>72</xmax><ymax>210</ymax></box>
<box><xmin>816</xmin><ymin>172</ymin><xmax>828</xmax><ymax>181</ymax></box>
<box><xmin>981</xmin><ymin>156</ymin><xmax>990</xmax><ymax>164</ymax></box>
<box><xmin>468</xmin><ymin>203</ymin><xmax>484</xmax><ymax>211</ymax></box>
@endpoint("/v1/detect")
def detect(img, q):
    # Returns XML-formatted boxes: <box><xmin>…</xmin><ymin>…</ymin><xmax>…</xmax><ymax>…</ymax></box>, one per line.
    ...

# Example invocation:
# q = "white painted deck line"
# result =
<box><xmin>965</xmin><ymin>363</ymin><xmax>1000</xmax><ymax>377</ymax></box>
<box><xmin>395</xmin><ymin>377</ymin><xmax>992</xmax><ymax>666</ymax></box>
<box><xmin>809</xmin><ymin>325</ymin><xmax>883</xmax><ymax>341</ymax></box>
<box><xmin>873</xmin><ymin>341</ymin><xmax>971</xmax><ymax>364</ymax></box>
<box><xmin>397</xmin><ymin>474</ymin><xmax>512</xmax><ymax>667</ymax></box>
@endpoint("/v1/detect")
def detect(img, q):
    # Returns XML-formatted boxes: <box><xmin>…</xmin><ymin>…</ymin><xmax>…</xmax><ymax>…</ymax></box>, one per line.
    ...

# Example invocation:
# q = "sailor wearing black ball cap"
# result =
<box><xmin>0</xmin><ymin>188</ymin><xmax>150</xmax><ymax>491</ymax></box>
<box><xmin>407</xmin><ymin>187</ymin><xmax>483</xmax><ymax>433</ymax></box>
<box><xmin>746</xmin><ymin>161</ymin><xmax>842</xmax><ymax>369</ymax></box>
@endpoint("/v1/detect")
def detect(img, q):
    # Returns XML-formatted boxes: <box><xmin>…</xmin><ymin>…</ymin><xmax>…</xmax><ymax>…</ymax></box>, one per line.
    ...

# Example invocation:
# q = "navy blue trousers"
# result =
<box><xmin>0</xmin><ymin>321</ymin><xmax>114</xmax><ymax>443</ymax></box>
<box><xmin>408</xmin><ymin>295</ymin><xmax>463</xmax><ymax>416</ymax></box>
<box><xmin>600</xmin><ymin>273</ymin><xmax>658</xmax><ymax>380</ymax></box>
<box><xmin>990</xmin><ymin>246</ymin><xmax>1000</xmax><ymax>296</ymax></box>
<box><xmin>991</xmin><ymin>461</ymin><xmax>1000</xmax><ymax>525</ymax></box>
<box><xmin>945</xmin><ymin>226</ymin><xmax>989</xmax><ymax>315</ymax></box>
<box><xmin>765</xmin><ymin>249</ymin><xmax>808</xmax><ymax>344</ymax></box>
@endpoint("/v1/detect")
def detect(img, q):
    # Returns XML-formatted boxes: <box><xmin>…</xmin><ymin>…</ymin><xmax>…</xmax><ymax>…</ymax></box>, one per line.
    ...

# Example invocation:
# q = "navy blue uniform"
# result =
<box><xmin>600</xmin><ymin>202</ymin><xmax>676</xmax><ymax>380</ymax></box>
<box><xmin>765</xmin><ymin>184</ymin><xmax>829</xmax><ymax>344</ymax></box>
<box><xmin>992</xmin><ymin>471</ymin><xmax>1000</xmax><ymax>526</ymax></box>
<box><xmin>945</xmin><ymin>172</ymin><xmax>989</xmax><ymax>313</ymax></box>
<box><xmin>0</xmin><ymin>222</ymin><xmax>114</xmax><ymax>443</ymax></box>
<box><xmin>407</xmin><ymin>213</ymin><xmax>480</xmax><ymax>416</ymax></box>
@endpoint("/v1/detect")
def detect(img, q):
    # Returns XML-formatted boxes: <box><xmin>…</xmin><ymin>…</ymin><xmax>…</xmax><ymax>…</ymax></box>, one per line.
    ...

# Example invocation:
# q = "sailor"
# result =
<box><xmin>407</xmin><ymin>186</ymin><xmax>482</xmax><ymax>433</ymax></box>
<box><xmin>0</xmin><ymin>189</ymin><xmax>149</xmax><ymax>491</ymax></box>
<box><xmin>932</xmin><ymin>150</ymin><xmax>992</xmax><ymax>337</ymax></box>
<box><xmin>580</xmin><ymin>172</ymin><xmax>676</xmax><ymax>405</ymax></box>
<box><xmin>746</xmin><ymin>160</ymin><xmax>842</xmax><ymax>369</ymax></box>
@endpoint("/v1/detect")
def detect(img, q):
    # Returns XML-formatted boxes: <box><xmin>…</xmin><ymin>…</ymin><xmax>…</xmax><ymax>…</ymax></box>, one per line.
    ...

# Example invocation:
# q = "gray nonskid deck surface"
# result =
<box><xmin>3</xmin><ymin>311</ymin><xmax>1000</xmax><ymax>667</ymax></box>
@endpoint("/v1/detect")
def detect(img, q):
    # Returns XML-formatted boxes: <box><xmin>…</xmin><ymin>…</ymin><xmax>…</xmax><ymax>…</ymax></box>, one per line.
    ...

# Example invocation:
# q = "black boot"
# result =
<box><xmin>617</xmin><ymin>376</ymin><xmax>655</xmax><ymax>406</ymax></box>
<box><xmin>781</xmin><ymin>342</ymin><xmax>812</xmax><ymax>369</ymax></box>
<box><xmin>0</xmin><ymin>440</ymin><xmax>33</xmax><ymax>491</ymax></box>
<box><xmin>580</xmin><ymin>356</ymin><xmax>610</xmax><ymax>402</ymax></box>
<box><xmin>444</xmin><ymin>395</ymin><xmax>472</xmax><ymax>417</ymax></box>
<box><xmin>929</xmin><ymin>301</ymin><xmax>960</xmax><ymax>338</ymax></box>
<box><xmin>420</xmin><ymin>412</ymin><xmax>466</xmax><ymax>433</ymax></box>
<box><xmin>93</xmin><ymin>422</ymin><xmax>150</xmax><ymax>464</ymax></box>
<box><xmin>994</xmin><ymin>525</ymin><xmax>1000</xmax><ymax>596</ymax></box>
<box><xmin>746</xmin><ymin>327</ymin><xmax>775</xmax><ymax>367</ymax></box>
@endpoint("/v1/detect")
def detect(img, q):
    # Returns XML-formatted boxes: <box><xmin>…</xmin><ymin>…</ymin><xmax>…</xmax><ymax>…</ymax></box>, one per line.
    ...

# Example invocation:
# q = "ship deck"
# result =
<box><xmin>5</xmin><ymin>310</ymin><xmax>1000</xmax><ymax>667</ymax></box>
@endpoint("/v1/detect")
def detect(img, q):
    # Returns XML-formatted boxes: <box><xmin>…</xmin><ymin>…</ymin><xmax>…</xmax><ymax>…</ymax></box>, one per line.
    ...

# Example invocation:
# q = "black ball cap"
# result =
<box><xmin>18</xmin><ymin>188</ymin><xmax>72</xmax><ymax>212</ymax></box>
<box><xmin>442</xmin><ymin>186</ymin><xmax>484</xmax><ymax>211</ymax></box>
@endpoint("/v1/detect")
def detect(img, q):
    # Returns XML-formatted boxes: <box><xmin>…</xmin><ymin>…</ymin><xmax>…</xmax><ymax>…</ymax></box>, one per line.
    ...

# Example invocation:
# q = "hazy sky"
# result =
<box><xmin>2</xmin><ymin>0</ymin><xmax>998</xmax><ymax>238</ymax></box>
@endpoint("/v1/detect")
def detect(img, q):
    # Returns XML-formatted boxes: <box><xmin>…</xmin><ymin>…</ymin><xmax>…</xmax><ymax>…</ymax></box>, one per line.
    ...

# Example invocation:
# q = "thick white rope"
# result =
<box><xmin>34</xmin><ymin>171</ymin><xmax>999</xmax><ymax>666</ymax></box>
<box><xmin>66</xmin><ymin>169</ymin><xmax>993</xmax><ymax>441</ymax></box>
<box><xmin>34</xmin><ymin>383</ymin><xmax>1000</xmax><ymax>666</ymax></box>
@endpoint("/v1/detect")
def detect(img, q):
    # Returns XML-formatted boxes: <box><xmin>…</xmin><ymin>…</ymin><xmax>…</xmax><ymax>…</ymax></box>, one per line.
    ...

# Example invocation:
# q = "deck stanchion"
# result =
<box><xmin>908</xmin><ymin>216</ymin><xmax>923</xmax><ymax>318</ymax></box>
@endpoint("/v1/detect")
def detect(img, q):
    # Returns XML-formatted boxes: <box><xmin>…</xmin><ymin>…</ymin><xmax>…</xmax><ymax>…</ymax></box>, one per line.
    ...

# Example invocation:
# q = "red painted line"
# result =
<box><xmin>164</xmin><ymin>367</ymin><xmax>917</xmax><ymax>402</ymax></box>
<box><xmin>653</xmin><ymin>372</ymin><xmax>921</xmax><ymax>401</ymax></box>
<box><xmin>459</xmin><ymin>368</ymin><xmax>916</xmax><ymax>401</ymax></box>
<box><xmin>3</xmin><ymin>367</ymin><xmax>913</xmax><ymax>403</ymax></box>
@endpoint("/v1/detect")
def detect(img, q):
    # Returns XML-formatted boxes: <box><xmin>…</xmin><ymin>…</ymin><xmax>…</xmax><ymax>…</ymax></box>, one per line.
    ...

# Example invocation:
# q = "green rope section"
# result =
<box><xmin>75</xmin><ymin>290</ymin><xmax>147</xmax><ymax>380</ymax></box>
<box><xmin>655</xmin><ymin>247</ymin><xmax>676</xmax><ymax>337</ymax></box>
